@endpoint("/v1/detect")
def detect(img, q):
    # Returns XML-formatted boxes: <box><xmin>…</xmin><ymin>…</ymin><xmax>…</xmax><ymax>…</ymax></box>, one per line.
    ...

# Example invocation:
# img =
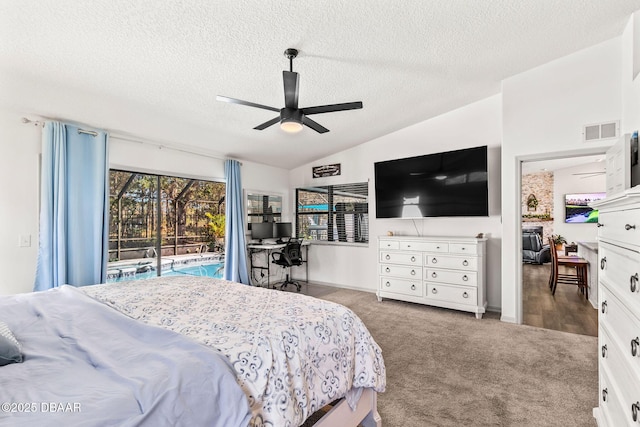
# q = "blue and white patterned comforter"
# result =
<box><xmin>82</xmin><ymin>276</ymin><xmax>386</xmax><ymax>427</ymax></box>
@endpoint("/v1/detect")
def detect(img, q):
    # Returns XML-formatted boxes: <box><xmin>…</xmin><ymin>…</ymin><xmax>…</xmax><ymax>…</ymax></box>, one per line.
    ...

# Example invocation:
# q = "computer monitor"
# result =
<box><xmin>273</xmin><ymin>222</ymin><xmax>292</xmax><ymax>242</ymax></box>
<box><xmin>251</xmin><ymin>222</ymin><xmax>273</xmax><ymax>242</ymax></box>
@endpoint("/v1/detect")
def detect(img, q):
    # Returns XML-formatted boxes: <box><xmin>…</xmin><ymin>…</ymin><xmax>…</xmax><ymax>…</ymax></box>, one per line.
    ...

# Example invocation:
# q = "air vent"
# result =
<box><xmin>583</xmin><ymin>121</ymin><xmax>619</xmax><ymax>142</ymax></box>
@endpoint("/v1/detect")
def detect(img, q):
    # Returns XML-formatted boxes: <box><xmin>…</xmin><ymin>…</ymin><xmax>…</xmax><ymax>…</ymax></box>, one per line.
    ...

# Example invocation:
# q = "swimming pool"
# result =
<box><xmin>107</xmin><ymin>262</ymin><xmax>224</xmax><ymax>283</ymax></box>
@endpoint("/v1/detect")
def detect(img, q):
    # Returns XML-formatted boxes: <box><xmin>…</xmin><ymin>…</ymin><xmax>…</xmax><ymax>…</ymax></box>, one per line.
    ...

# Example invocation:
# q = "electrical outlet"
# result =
<box><xmin>19</xmin><ymin>234</ymin><xmax>31</xmax><ymax>247</ymax></box>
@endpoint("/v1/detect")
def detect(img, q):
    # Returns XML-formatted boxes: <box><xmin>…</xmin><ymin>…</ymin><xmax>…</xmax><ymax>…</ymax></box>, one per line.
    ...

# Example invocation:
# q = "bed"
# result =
<box><xmin>0</xmin><ymin>276</ymin><xmax>386</xmax><ymax>426</ymax></box>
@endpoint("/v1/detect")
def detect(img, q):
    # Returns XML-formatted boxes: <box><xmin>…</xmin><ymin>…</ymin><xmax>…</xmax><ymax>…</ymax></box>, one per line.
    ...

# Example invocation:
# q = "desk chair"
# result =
<box><xmin>271</xmin><ymin>238</ymin><xmax>303</xmax><ymax>292</ymax></box>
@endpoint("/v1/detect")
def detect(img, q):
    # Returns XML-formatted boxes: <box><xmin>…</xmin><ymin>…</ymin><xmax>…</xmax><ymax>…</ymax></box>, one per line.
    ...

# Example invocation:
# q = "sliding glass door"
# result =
<box><xmin>107</xmin><ymin>170</ymin><xmax>225</xmax><ymax>282</ymax></box>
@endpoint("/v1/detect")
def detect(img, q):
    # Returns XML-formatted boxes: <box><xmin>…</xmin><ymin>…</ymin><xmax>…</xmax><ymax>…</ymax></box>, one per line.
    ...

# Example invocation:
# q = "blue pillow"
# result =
<box><xmin>0</xmin><ymin>321</ymin><xmax>22</xmax><ymax>366</ymax></box>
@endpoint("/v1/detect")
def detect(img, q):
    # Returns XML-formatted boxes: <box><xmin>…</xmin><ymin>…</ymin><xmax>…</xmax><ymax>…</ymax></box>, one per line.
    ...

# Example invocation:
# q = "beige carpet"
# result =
<box><xmin>303</xmin><ymin>286</ymin><xmax>598</xmax><ymax>427</ymax></box>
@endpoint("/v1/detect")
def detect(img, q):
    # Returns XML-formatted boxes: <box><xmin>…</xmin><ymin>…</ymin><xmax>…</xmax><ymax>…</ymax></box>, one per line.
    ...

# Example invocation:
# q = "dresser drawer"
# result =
<box><xmin>425</xmin><ymin>268</ymin><xmax>477</xmax><ymax>287</ymax></box>
<box><xmin>599</xmin><ymin>362</ymin><xmax>631</xmax><ymax>427</ymax></box>
<box><xmin>600</xmin><ymin>286</ymin><xmax>640</xmax><ymax>380</ymax></box>
<box><xmin>425</xmin><ymin>283</ymin><xmax>476</xmax><ymax>306</ymax></box>
<box><xmin>380</xmin><ymin>264</ymin><xmax>422</xmax><ymax>279</ymax></box>
<box><xmin>598</xmin><ymin>327</ymin><xmax>640</xmax><ymax>425</ymax></box>
<box><xmin>379</xmin><ymin>240</ymin><xmax>399</xmax><ymax>250</ymax></box>
<box><xmin>399</xmin><ymin>241</ymin><xmax>449</xmax><ymax>252</ymax></box>
<box><xmin>449</xmin><ymin>243</ymin><xmax>478</xmax><ymax>255</ymax></box>
<box><xmin>599</xmin><ymin>209</ymin><xmax>640</xmax><ymax>248</ymax></box>
<box><xmin>425</xmin><ymin>254</ymin><xmax>477</xmax><ymax>271</ymax></box>
<box><xmin>379</xmin><ymin>277</ymin><xmax>423</xmax><ymax>297</ymax></box>
<box><xmin>599</xmin><ymin>242</ymin><xmax>640</xmax><ymax>313</ymax></box>
<box><xmin>380</xmin><ymin>251</ymin><xmax>421</xmax><ymax>266</ymax></box>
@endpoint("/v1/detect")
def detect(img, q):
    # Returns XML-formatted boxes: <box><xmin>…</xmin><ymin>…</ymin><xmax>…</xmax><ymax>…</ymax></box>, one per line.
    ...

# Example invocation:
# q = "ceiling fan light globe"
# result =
<box><xmin>280</xmin><ymin>120</ymin><xmax>303</xmax><ymax>133</ymax></box>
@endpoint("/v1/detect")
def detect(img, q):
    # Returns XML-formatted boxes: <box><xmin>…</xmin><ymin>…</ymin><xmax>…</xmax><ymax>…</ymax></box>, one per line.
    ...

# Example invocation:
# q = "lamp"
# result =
<box><xmin>280</xmin><ymin>119</ymin><xmax>303</xmax><ymax>133</ymax></box>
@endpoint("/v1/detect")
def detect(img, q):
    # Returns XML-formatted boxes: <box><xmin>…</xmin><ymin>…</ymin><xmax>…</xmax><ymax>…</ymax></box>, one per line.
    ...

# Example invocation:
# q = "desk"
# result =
<box><xmin>247</xmin><ymin>241</ymin><xmax>310</xmax><ymax>288</ymax></box>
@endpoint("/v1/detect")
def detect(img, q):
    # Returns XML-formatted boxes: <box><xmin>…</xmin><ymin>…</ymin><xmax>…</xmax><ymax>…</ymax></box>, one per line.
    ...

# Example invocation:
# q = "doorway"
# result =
<box><xmin>520</xmin><ymin>154</ymin><xmax>604</xmax><ymax>336</ymax></box>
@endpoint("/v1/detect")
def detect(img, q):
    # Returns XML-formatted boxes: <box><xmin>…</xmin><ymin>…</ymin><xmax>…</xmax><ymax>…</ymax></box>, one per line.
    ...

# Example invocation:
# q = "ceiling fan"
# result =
<box><xmin>572</xmin><ymin>171</ymin><xmax>606</xmax><ymax>179</ymax></box>
<box><xmin>216</xmin><ymin>48</ymin><xmax>363</xmax><ymax>134</ymax></box>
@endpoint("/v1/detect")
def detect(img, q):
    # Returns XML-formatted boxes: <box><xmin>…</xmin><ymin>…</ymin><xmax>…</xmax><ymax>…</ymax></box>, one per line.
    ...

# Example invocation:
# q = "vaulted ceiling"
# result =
<box><xmin>1</xmin><ymin>1</ymin><xmax>639</xmax><ymax>169</ymax></box>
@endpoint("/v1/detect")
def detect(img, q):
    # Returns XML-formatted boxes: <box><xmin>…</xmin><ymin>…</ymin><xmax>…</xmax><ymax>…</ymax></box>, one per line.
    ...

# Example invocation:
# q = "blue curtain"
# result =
<box><xmin>223</xmin><ymin>159</ymin><xmax>250</xmax><ymax>284</ymax></box>
<box><xmin>34</xmin><ymin>122</ymin><xmax>109</xmax><ymax>291</ymax></box>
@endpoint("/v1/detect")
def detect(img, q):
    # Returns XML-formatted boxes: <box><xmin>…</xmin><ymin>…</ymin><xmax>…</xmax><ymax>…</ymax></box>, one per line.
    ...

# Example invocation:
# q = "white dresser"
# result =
<box><xmin>591</xmin><ymin>188</ymin><xmax>640</xmax><ymax>426</ymax></box>
<box><xmin>377</xmin><ymin>235</ymin><xmax>487</xmax><ymax>319</ymax></box>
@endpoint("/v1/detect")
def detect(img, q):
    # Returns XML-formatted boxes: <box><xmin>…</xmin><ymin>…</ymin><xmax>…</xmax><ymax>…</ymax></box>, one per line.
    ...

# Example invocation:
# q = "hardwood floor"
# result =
<box><xmin>522</xmin><ymin>262</ymin><xmax>598</xmax><ymax>336</ymax></box>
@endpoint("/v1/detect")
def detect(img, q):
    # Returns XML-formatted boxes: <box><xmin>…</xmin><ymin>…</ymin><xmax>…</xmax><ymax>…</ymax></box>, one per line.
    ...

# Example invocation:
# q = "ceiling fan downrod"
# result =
<box><xmin>284</xmin><ymin>48</ymin><xmax>298</xmax><ymax>72</ymax></box>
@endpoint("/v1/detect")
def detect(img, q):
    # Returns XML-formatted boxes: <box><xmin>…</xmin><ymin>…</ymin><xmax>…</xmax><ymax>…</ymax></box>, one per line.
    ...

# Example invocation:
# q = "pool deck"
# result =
<box><xmin>107</xmin><ymin>252</ymin><xmax>224</xmax><ymax>281</ymax></box>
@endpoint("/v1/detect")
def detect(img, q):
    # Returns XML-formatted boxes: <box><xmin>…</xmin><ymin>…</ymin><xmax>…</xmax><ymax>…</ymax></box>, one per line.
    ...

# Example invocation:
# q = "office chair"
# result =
<box><xmin>271</xmin><ymin>238</ymin><xmax>303</xmax><ymax>292</ymax></box>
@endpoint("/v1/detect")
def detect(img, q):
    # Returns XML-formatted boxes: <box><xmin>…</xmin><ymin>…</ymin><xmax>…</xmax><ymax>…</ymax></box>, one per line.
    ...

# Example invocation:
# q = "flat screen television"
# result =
<box><xmin>564</xmin><ymin>192</ymin><xmax>606</xmax><ymax>223</ymax></box>
<box><xmin>374</xmin><ymin>146</ymin><xmax>489</xmax><ymax>218</ymax></box>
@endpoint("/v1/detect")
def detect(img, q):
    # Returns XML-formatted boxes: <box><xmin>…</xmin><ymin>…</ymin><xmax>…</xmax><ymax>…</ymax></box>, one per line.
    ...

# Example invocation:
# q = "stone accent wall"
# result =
<box><xmin>522</xmin><ymin>172</ymin><xmax>554</xmax><ymax>242</ymax></box>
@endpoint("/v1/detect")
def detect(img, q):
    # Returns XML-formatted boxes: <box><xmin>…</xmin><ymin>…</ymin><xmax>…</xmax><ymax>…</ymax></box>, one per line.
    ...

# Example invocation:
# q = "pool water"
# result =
<box><xmin>108</xmin><ymin>262</ymin><xmax>224</xmax><ymax>283</ymax></box>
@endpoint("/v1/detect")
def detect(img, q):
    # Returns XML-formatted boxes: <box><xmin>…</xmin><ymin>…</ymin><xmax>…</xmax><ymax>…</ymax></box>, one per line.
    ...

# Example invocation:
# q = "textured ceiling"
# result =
<box><xmin>1</xmin><ymin>1</ymin><xmax>639</xmax><ymax>169</ymax></box>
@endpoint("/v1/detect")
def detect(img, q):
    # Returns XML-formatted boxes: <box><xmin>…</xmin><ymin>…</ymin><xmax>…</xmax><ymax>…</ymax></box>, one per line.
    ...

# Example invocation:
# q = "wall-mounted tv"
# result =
<box><xmin>564</xmin><ymin>192</ymin><xmax>606</xmax><ymax>223</ymax></box>
<box><xmin>374</xmin><ymin>146</ymin><xmax>489</xmax><ymax>219</ymax></box>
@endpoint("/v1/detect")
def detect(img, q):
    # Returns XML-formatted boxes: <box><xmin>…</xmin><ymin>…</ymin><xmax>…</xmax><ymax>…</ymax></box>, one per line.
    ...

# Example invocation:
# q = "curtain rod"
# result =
<box><xmin>22</xmin><ymin>117</ymin><xmax>97</xmax><ymax>137</ymax></box>
<box><xmin>21</xmin><ymin>116</ymin><xmax>241</xmax><ymax>164</ymax></box>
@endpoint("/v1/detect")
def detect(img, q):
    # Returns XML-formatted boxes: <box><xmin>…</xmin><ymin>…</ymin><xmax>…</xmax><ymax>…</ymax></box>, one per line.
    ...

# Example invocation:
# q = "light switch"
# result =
<box><xmin>19</xmin><ymin>235</ymin><xmax>31</xmax><ymax>247</ymax></box>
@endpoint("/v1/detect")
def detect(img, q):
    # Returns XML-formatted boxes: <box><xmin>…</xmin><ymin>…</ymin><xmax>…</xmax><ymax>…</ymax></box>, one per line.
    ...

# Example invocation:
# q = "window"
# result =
<box><xmin>108</xmin><ymin>170</ymin><xmax>226</xmax><ymax>282</ymax></box>
<box><xmin>296</xmin><ymin>182</ymin><xmax>368</xmax><ymax>243</ymax></box>
<box><xmin>246</xmin><ymin>192</ymin><xmax>282</xmax><ymax>228</ymax></box>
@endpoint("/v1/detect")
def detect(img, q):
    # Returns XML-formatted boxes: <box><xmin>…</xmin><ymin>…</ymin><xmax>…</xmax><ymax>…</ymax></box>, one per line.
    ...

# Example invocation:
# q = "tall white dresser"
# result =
<box><xmin>377</xmin><ymin>235</ymin><xmax>487</xmax><ymax>319</ymax></box>
<box><xmin>591</xmin><ymin>188</ymin><xmax>640</xmax><ymax>426</ymax></box>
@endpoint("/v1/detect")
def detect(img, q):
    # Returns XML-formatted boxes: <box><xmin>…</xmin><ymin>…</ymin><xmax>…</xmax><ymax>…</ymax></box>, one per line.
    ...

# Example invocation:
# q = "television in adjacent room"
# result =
<box><xmin>374</xmin><ymin>146</ymin><xmax>489</xmax><ymax>218</ymax></box>
<box><xmin>564</xmin><ymin>192</ymin><xmax>606</xmax><ymax>223</ymax></box>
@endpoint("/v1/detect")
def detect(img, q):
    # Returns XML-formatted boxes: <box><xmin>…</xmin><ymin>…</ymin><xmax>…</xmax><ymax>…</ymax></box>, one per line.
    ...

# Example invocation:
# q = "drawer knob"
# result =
<box><xmin>411</xmin><ymin>284</ymin><xmax>416</xmax><ymax>291</ymax></box>
<box><xmin>462</xmin><ymin>291</ymin><xmax>469</xmax><ymax>298</ymax></box>
<box><xmin>601</xmin><ymin>301</ymin><xmax>607</xmax><ymax>314</ymax></box>
<box><xmin>385</xmin><ymin>254</ymin><xmax>390</xmax><ymax>260</ymax></box>
<box><xmin>597</xmin><ymin>223</ymin><xmax>604</xmax><ymax>228</ymax></box>
<box><xmin>632</xmin><ymin>337</ymin><xmax>640</xmax><ymax>357</ymax></box>
<box><xmin>410</xmin><ymin>256</ymin><xmax>416</xmax><ymax>262</ymax></box>
<box><xmin>462</xmin><ymin>260</ymin><xmax>469</xmax><ymax>266</ymax></box>
<box><xmin>625</xmin><ymin>223</ymin><xmax>636</xmax><ymax>231</ymax></box>
<box><xmin>462</xmin><ymin>275</ymin><xmax>469</xmax><ymax>281</ymax></box>
<box><xmin>411</xmin><ymin>269</ymin><xmax>416</xmax><ymax>276</ymax></box>
<box><xmin>631</xmin><ymin>273</ymin><xmax>639</xmax><ymax>293</ymax></box>
<box><xmin>432</xmin><ymin>288</ymin><xmax>438</xmax><ymax>294</ymax></box>
<box><xmin>385</xmin><ymin>267</ymin><xmax>390</xmax><ymax>273</ymax></box>
<box><xmin>633</xmin><ymin>402</ymin><xmax>640</xmax><ymax>422</ymax></box>
<box><xmin>385</xmin><ymin>281</ymin><xmax>391</xmax><ymax>287</ymax></box>
<box><xmin>600</xmin><ymin>257</ymin><xmax>606</xmax><ymax>270</ymax></box>
<box><xmin>601</xmin><ymin>344</ymin><xmax>607</xmax><ymax>358</ymax></box>
<box><xmin>432</xmin><ymin>272</ymin><xmax>438</xmax><ymax>278</ymax></box>
<box><xmin>461</xmin><ymin>247</ymin><xmax>466</xmax><ymax>250</ymax></box>
<box><xmin>407</xmin><ymin>244</ymin><xmax>411</xmax><ymax>248</ymax></box>
<box><xmin>431</xmin><ymin>258</ymin><xmax>437</xmax><ymax>264</ymax></box>
<box><xmin>602</xmin><ymin>388</ymin><xmax>608</xmax><ymax>402</ymax></box>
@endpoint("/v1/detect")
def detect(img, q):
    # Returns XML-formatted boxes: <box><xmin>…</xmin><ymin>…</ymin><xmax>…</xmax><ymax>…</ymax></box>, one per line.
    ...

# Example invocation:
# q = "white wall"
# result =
<box><xmin>0</xmin><ymin>111</ymin><xmax>290</xmax><ymax>295</ymax></box>
<box><xmin>0</xmin><ymin>109</ymin><xmax>41</xmax><ymax>295</ymax></box>
<box><xmin>501</xmin><ymin>37</ymin><xmax>623</xmax><ymax>322</ymax></box>
<box><xmin>289</xmin><ymin>95</ymin><xmax>504</xmax><ymax>310</ymax></box>
<box><xmin>552</xmin><ymin>162</ymin><xmax>606</xmax><ymax>245</ymax></box>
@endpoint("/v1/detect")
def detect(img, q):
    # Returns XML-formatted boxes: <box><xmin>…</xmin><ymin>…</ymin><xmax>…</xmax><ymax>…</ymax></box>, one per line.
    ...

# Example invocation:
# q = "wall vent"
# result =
<box><xmin>583</xmin><ymin>120</ymin><xmax>619</xmax><ymax>142</ymax></box>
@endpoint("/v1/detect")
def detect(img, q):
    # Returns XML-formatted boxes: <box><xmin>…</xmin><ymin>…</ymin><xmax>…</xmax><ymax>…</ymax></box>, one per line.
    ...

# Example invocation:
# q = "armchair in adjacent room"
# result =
<box><xmin>271</xmin><ymin>238</ymin><xmax>304</xmax><ymax>291</ymax></box>
<box><xmin>522</xmin><ymin>231</ymin><xmax>551</xmax><ymax>264</ymax></box>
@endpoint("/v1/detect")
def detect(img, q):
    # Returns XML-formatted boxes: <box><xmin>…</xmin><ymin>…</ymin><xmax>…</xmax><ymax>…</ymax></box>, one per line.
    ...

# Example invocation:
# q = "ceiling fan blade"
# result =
<box><xmin>302</xmin><ymin>101</ymin><xmax>363</xmax><ymax>115</ymax></box>
<box><xmin>283</xmin><ymin>71</ymin><xmax>299</xmax><ymax>109</ymax></box>
<box><xmin>253</xmin><ymin>116</ymin><xmax>281</xmax><ymax>130</ymax></box>
<box><xmin>216</xmin><ymin>95</ymin><xmax>280</xmax><ymax>112</ymax></box>
<box><xmin>303</xmin><ymin>117</ymin><xmax>329</xmax><ymax>134</ymax></box>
